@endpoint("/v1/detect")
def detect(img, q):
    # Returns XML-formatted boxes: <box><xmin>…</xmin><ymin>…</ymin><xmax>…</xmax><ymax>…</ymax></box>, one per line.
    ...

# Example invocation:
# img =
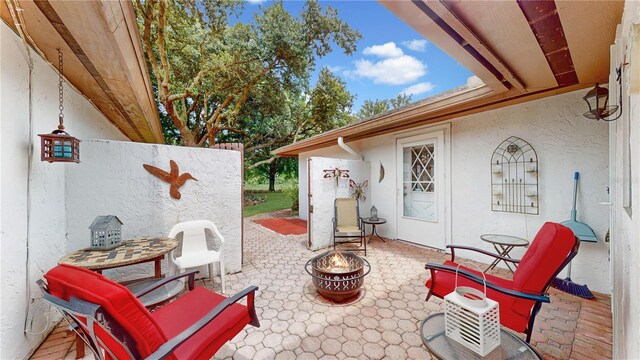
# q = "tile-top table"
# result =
<box><xmin>59</xmin><ymin>237</ymin><xmax>179</xmax><ymax>278</ymax></box>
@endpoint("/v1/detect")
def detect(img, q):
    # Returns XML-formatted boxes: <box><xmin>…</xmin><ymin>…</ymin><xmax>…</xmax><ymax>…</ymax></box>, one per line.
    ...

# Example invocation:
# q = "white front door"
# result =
<box><xmin>396</xmin><ymin>130</ymin><xmax>447</xmax><ymax>249</ymax></box>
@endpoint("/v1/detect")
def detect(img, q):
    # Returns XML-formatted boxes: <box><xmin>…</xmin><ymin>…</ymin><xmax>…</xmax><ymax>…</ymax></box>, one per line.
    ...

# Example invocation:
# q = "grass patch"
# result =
<box><xmin>245</xmin><ymin>183</ymin><xmax>282</xmax><ymax>192</ymax></box>
<box><xmin>244</xmin><ymin>191</ymin><xmax>292</xmax><ymax>218</ymax></box>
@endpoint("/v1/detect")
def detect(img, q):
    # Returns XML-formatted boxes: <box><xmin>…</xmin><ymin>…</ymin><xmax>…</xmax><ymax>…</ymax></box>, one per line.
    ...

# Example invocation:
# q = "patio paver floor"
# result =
<box><xmin>33</xmin><ymin>213</ymin><xmax>612</xmax><ymax>360</ymax></box>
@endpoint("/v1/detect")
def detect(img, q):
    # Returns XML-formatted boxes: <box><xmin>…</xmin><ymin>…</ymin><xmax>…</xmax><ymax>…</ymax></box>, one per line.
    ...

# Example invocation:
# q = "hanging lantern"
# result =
<box><xmin>582</xmin><ymin>77</ymin><xmax>622</xmax><ymax>121</ymax></box>
<box><xmin>39</xmin><ymin>50</ymin><xmax>80</xmax><ymax>163</ymax></box>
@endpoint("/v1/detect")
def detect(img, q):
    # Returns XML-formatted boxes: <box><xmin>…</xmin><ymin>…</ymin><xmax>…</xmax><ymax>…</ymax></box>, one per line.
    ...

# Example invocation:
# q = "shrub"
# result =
<box><xmin>283</xmin><ymin>183</ymin><xmax>299</xmax><ymax>212</ymax></box>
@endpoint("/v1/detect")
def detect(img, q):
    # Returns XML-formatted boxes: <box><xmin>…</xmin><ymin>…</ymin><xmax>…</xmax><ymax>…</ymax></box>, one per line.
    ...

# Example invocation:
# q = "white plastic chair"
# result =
<box><xmin>168</xmin><ymin>220</ymin><xmax>225</xmax><ymax>293</ymax></box>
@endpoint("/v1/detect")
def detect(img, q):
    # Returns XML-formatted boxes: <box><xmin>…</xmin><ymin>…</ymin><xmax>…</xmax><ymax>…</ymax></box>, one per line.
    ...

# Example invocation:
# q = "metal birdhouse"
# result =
<box><xmin>89</xmin><ymin>216</ymin><xmax>123</xmax><ymax>250</ymax></box>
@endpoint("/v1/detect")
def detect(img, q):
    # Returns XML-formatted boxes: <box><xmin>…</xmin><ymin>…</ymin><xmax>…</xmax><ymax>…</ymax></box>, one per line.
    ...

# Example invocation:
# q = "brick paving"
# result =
<box><xmin>33</xmin><ymin>213</ymin><xmax>613</xmax><ymax>359</ymax></box>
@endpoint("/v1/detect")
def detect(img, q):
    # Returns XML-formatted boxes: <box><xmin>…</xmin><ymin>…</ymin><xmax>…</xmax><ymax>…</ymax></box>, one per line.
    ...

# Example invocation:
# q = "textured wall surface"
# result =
<box><xmin>308</xmin><ymin>157</ymin><xmax>371</xmax><ymax>250</ymax></box>
<box><xmin>610</xmin><ymin>2</ymin><xmax>640</xmax><ymax>359</ymax></box>
<box><xmin>65</xmin><ymin>140</ymin><xmax>243</xmax><ymax>281</ymax></box>
<box><xmin>299</xmin><ymin>89</ymin><xmax>611</xmax><ymax>293</ymax></box>
<box><xmin>0</xmin><ymin>22</ymin><xmax>128</xmax><ymax>359</ymax></box>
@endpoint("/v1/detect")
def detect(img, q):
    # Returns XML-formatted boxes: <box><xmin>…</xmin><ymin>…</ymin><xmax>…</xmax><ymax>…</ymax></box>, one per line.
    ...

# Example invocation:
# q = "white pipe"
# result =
<box><xmin>338</xmin><ymin>137</ymin><xmax>363</xmax><ymax>160</ymax></box>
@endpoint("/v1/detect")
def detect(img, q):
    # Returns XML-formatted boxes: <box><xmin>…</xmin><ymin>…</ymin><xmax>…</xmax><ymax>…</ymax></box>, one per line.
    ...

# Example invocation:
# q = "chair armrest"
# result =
<box><xmin>447</xmin><ymin>245</ymin><xmax>521</xmax><ymax>264</ymax></box>
<box><xmin>425</xmin><ymin>263</ymin><xmax>549</xmax><ymax>303</ymax></box>
<box><xmin>146</xmin><ymin>286</ymin><xmax>260</xmax><ymax>360</ymax></box>
<box><xmin>133</xmin><ymin>271</ymin><xmax>199</xmax><ymax>298</ymax></box>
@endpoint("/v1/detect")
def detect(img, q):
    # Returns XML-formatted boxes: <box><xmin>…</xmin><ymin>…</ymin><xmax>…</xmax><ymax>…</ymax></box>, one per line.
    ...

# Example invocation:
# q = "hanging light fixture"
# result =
<box><xmin>39</xmin><ymin>49</ymin><xmax>80</xmax><ymax>163</ymax></box>
<box><xmin>582</xmin><ymin>67</ymin><xmax>623</xmax><ymax>121</ymax></box>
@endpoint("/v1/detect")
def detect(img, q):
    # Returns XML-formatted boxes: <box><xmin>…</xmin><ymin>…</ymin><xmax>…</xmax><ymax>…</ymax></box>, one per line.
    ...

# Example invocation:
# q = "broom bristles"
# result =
<box><xmin>551</xmin><ymin>277</ymin><xmax>595</xmax><ymax>299</ymax></box>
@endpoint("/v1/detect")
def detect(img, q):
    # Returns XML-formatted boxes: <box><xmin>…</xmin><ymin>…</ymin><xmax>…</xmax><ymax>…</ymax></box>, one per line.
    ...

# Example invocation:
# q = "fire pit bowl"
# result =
<box><xmin>305</xmin><ymin>251</ymin><xmax>371</xmax><ymax>302</ymax></box>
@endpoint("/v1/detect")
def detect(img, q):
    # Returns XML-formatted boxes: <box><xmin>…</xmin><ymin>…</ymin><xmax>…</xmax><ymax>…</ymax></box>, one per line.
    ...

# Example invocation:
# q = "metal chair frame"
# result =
<box><xmin>38</xmin><ymin>271</ymin><xmax>259</xmax><ymax>360</ymax></box>
<box><xmin>332</xmin><ymin>198</ymin><xmax>366</xmax><ymax>256</ymax></box>
<box><xmin>425</xmin><ymin>238</ymin><xmax>580</xmax><ymax>343</ymax></box>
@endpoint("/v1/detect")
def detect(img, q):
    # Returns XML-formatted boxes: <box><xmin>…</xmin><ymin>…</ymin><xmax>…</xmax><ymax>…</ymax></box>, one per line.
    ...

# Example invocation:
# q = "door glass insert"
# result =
<box><xmin>403</xmin><ymin>142</ymin><xmax>436</xmax><ymax>221</ymax></box>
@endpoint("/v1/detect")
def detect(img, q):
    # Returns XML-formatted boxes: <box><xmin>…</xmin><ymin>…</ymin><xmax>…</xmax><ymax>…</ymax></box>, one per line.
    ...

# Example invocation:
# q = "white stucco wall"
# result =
<box><xmin>1</xmin><ymin>22</ymin><xmax>128</xmax><ymax>359</ymax></box>
<box><xmin>299</xmin><ymin>89</ymin><xmax>610</xmax><ymax>293</ymax></box>
<box><xmin>308</xmin><ymin>157</ymin><xmax>370</xmax><ymax>250</ymax></box>
<box><xmin>65</xmin><ymin>140</ymin><xmax>243</xmax><ymax>281</ymax></box>
<box><xmin>610</xmin><ymin>2</ymin><xmax>640</xmax><ymax>359</ymax></box>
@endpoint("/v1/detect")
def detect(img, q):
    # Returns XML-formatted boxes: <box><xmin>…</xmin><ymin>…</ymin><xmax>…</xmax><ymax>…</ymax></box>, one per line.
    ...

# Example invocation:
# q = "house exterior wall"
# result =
<box><xmin>610</xmin><ymin>2</ymin><xmax>640</xmax><ymax>359</ymax></box>
<box><xmin>299</xmin><ymin>89</ymin><xmax>610</xmax><ymax>293</ymax></box>
<box><xmin>64</xmin><ymin>140</ymin><xmax>243</xmax><ymax>281</ymax></box>
<box><xmin>0</xmin><ymin>22</ymin><xmax>128</xmax><ymax>359</ymax></box>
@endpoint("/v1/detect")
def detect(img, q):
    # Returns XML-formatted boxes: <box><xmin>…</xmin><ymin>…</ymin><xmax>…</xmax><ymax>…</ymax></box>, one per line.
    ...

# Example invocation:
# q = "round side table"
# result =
<box><xmin>362</xmin><ymin>217</ymin><xmax>387</xmax><ymax>244</ymax></box>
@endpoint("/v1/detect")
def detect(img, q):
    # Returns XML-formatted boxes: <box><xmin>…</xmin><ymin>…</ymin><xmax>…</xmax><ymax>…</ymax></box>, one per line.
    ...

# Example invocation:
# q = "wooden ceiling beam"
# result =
<box><xmin>516</xmin><ymin>0</ymin><xmax>579</xmax><ymax>87</ymax></box>
<box><xmin>422</xmin><ymin>0</ymin><xmax>527</xmax><ymax>93</ymax></box>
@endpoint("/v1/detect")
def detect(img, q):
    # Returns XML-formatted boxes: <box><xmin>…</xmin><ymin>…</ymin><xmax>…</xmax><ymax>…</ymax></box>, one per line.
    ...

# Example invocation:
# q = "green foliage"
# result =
<box><xmin>356</xmin><ymin>93</ymin><xmax>413</xmax><ymax>120</ymax></box>
<box><xmin>135</xmin><ymin>0</ymin><xmax>361</xmax><ymax>148</ymax></box>
<box><xmin>283</xmin><ymin>183</ymin><xmax>299</xmax><ymax>211</ymax></box>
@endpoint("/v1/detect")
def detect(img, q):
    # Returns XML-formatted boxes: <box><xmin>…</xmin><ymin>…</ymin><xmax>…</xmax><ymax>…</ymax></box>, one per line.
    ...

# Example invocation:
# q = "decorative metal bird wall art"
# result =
<box><xmin>323</xmin><ymin>167</ymin><xmax>350</xmax><ymax>187</ymax></box>
<box><xmin>349</xmin><ymin>180</ymin><xmax>368</xmax><ymax>202</ymax></box>
<box><xmin>143</xmin><ymin>160</ymin><xmax>197</xmax><ymax>200</ymax></box>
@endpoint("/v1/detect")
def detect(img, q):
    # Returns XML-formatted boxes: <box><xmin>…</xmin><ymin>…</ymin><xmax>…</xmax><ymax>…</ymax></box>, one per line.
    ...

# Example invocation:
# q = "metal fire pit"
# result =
<box><xmin>305</xmin><ymin>251</ymin><xmax>371</xmax><ymax>302</ymax></box>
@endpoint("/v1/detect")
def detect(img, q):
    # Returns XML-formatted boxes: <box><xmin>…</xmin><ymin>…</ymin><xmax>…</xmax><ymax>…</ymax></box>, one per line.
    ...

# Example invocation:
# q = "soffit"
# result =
<box><xmin>443</xmin><ymin>0</ymin><xmax>557</xmax><ymax>91</ymax></box>
<box><xmin>1</xmin><ymin>0</ymin><xmax>163</xmax><ymax>143</ymax></box>
<box><xmin>557</xmin><ymin>0</ymin><xmax>624</xmax><ymax>85</ymax></box>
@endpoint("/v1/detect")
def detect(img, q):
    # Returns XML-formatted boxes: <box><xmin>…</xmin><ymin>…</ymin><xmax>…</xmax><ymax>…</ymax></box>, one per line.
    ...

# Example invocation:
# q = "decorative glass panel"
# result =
<box><xmin>403</xmin><ymin>143</ymin><xmax>436</xmax><ymax>221</ymax></box>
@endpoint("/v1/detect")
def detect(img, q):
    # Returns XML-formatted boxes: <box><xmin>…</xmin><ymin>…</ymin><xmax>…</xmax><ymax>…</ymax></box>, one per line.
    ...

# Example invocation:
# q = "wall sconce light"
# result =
<box><xmin>582</xmin><ymin>66</ymin><xmax>623</xmax><ymax>121</ymax></box>
<box><xmin>39</xmin><ymin>49</ymin><xmax>80</xmax><ymax>163</ymax></box>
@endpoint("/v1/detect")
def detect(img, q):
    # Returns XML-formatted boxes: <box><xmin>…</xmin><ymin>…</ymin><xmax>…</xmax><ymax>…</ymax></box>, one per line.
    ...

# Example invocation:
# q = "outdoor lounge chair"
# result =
<box><xmin>424</xmin><ymin>222</ymin><xmax>579</xmax><ymax>343</ymax></box>
<box><xmin>38</xmin><ymin>264</ymin><xmax>259</xmax><ymax>360</ymax></box>
<box><xmin>332</xmin><ymin>197</ymin><xmax>366</xmax><ymax>255</ymax></box>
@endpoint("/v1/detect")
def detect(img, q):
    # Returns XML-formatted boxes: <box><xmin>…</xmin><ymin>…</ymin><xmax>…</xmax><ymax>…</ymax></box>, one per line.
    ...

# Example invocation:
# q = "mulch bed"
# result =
<box><xmin>253</xmin><ymin>217</ymin><xmax>307</xmax><ymax>236</ymax></box>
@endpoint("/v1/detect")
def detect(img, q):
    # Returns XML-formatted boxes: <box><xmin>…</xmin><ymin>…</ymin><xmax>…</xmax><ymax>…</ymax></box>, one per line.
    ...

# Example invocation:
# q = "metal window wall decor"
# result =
<box><xmin>490</xmin><ymin>137</ymin><xmax>539</xmax><ymax>214</ymax></box>
<box><xmin>39</xmin><ymin>49</ymin><xmax>80</xmax><ymax>163</ymax></box>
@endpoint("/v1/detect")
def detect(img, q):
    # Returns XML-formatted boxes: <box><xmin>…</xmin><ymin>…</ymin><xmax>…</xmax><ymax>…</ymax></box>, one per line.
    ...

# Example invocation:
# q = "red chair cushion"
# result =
<box><xmin>151</xmin><ymin>287</ymin><xmax>251</xmax><ymax>360</ymax></box>
<box><xmin>425</xmin><ymin>261</ymin><xmax>530</xmax><ymax>332</ymax></box>
<box><xmin>425</xmin><ymin>222</ymin><xmax>577</xmax><ymax>333</ymax></box>
<box><xmin>44</xmin><ymin>264</ymin><xmax>167</xmax><ymax>359</ymax></box>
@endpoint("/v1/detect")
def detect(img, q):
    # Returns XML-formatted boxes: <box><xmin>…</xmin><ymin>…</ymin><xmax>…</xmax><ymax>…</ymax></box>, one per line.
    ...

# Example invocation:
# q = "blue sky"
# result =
<box><xmin>240</xmin><ymin>0</ymin><xmax>473</xmax><ymax>112</ymax></box>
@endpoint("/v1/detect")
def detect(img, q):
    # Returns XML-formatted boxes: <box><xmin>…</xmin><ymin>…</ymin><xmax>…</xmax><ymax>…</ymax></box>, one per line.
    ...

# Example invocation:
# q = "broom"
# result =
<box><xmin>551</xmin><ymin>172</ymin><xmax>596</xmax><ymax>299</ymax></box>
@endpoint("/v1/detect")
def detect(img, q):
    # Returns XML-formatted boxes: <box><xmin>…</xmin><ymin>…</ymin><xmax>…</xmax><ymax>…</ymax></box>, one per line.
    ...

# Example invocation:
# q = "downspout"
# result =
<box><xmin>338</xmin><ymin>137</ymin><xmax>363</xmax><ymax>160</ymax></box>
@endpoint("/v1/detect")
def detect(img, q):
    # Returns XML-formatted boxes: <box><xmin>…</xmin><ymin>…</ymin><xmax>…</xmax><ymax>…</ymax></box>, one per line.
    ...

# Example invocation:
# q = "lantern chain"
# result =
<box><xmin>57</xmin><ymin>49</ymin><xmax>64</xmax><ymax>130</ymax></box>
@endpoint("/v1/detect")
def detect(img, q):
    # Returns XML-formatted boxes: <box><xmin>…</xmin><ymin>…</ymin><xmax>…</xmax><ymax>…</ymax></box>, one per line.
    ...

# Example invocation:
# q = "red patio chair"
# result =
<box><xmin>425</xmin><ymin>222</ymin><xmax>579</xmax><ymax>343</ymax></box>
<box><xmin>38</xmin><ymin>264</ymin><xmax>259</xmax><ymax>360</ymax></box>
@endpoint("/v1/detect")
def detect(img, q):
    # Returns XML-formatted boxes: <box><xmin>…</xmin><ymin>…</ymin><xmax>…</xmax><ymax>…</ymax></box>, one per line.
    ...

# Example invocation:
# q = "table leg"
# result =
<box><xmin>154</xmin><ymin>259</ymin><xmax>162</xmax><ymax>278</ymax></box>
<box><xmin>67</xmin><ymin>328</ymin><xmax>85</xmax><ymax>359</ymax></box>
<box><xmin>485</xmin><ymin>244</ymin><xmax>516</xmax><ymax>273</ymax></box>
<box><xmin>367</xmin><ymin>224</ymin><xmax>386</xmax><ymax>244</ymax></box>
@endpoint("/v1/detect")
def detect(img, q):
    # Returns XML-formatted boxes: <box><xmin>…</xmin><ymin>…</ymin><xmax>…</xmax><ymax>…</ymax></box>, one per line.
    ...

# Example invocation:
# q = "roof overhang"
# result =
<box><xmin>2</xmin><ymin>0</ymin><xmax>163</xmax><ymax>143</ymax></box>
<box><xmin>274</xmin><ymin>0</ymin><xmax>624</xmax><ymax>157</ymax></box>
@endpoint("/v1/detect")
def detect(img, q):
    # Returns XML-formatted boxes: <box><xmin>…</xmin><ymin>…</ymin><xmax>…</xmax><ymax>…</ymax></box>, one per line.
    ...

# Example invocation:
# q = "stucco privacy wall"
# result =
<box><xmin>610</xmin><ymin>2</ymin><xmax>640</xmax><ymax>359</ymax></box>
<box><xmin>0</xmin><ymin>22</ymin><xmax>128</xmax><ymax>359</ymax></box>
<box><xmin>308</xmin><ymin>157</ymin><xmax>370</xmax><ymax>250</ymax></box>
<box><xmin>298</xmin><ymin>89</ymin><xmax>610</xmax><ymax>293</ymax></box>
<box><xmin>65</xmin><ymin>140</ymin><xmax>243</xmax><ymax>281</ymax></box>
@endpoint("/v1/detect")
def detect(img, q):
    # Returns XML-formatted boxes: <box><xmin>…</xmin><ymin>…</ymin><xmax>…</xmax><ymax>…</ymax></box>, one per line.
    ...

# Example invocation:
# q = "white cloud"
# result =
<box><xmin>362</xmin><ymin>42</ymin><xmax>404</xmax><ymax>58</ymax></box>
<box><xmin>246</xmin><ymin>0</ymin><xmax>266</xmax><ymax>4</ymax></box>
<box><xmin>400</xmin><ymin>82</ymin><xmax>435</xmax><ymax>96</ymax></box>
<box><xmin>402</xmin><ymin>39</ymin><xmax>429</xmax><ymax>52</ymax></box>
<box><xmin>348</xmin><ymin>56</ymin><xmax>427</xmax><ymax>85</ymax></box>
<box><xmin>326</xmin><ymin>65</ymin><xmax>343</xmax><ymax>73</ymax></box>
